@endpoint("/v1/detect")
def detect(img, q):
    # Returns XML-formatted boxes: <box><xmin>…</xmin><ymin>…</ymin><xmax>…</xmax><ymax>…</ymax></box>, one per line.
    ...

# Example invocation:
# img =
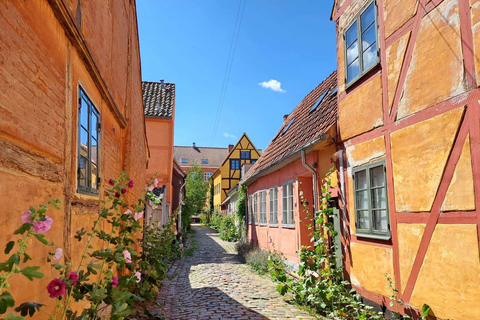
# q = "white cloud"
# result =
<box><xmin>258</xmin><ymin>79</ymin><xmax>286</xmax><ymax>93</ymax></box>
<box><xmin>224</xmin><ymin>132</ymin><xmax>237</xmax><ymax>139</ymax></box>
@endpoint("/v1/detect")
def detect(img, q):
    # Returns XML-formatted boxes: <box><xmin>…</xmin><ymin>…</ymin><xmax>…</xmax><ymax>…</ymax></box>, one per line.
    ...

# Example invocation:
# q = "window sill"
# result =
<box><xmin>269</xmin><ymin>224</ymin><xmax>279</xmax><ymax>228</ymax></box>
<box><xmin>354</xmin><ymin>232</ymin><xmax>391</xmax><ymax>241</ymax></box>
<box><xmin>282</xmin><ymin>224</ymin><xmax>295</xmax><ymax>229</ymax></box>
<box><xmin>259</xmin><ymin>223</ymin><xmax>267</xmax><ymax>227</ymax></box>
<box><xmin>345</xmin><ymin>61</ymin><xmax>381</xmax><ymax>91</ymax></box>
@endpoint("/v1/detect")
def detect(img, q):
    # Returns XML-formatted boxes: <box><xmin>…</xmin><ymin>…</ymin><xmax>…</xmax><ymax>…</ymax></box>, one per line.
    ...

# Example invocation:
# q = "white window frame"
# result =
<box><xmin>248</xmin><ymin>195</ymin><xmax>253</xmax><ymax>224</ymax></box>
<box><xmin>259</xmin><ymin>190</ymin><xmax>267</xmax><ymax>225</ymax></box>
<box><xmin>252</xmin><ymin>192</ymin><xmax>258</xmax><ymax>225</ymax></box>
<box><xmin>282</xmin><ymin>181</ymin><xmax>295</xmax><ymax>227</ymax></box>
<box><xmin>269</xmin><ymin>187</ymin><xmax>278</xmax><ymax>226</ymax></box>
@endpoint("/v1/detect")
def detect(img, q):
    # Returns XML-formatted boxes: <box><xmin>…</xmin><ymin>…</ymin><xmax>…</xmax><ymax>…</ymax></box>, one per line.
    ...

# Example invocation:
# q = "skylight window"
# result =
<box><xmin>310</xmin><ymin>91</ymin><xmax>328</xmax><ymax>113</ymax></box>
<box><xmin>283</xmin><ymin>117</ymin><xmax>296</xmax><ymax>134</ymax></box>
<box><xmin>330</xmin><ymin>87</ymin><xmax>338</xmax><ymax>97</ymax></box>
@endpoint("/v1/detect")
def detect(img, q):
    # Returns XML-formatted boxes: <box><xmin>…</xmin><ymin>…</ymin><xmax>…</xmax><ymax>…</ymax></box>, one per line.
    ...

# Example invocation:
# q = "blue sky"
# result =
<box><xmin>136</xmin><ymin>0</ymin><xmax>337</xmax><ymax>151</ymax></box>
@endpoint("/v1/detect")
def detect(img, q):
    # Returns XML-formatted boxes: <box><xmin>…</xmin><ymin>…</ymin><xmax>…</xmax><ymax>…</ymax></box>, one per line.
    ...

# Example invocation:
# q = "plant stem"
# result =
<box><xmin>0</xmin><ymin>230</ymin><xmax>33</xmax><ymax>292</ymax></box>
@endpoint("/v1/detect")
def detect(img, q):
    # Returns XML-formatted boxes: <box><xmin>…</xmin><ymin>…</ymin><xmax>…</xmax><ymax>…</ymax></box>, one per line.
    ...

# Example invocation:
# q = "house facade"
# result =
<box><xmin>0</xmin><ymin>0</ymin><xmax>147</xmax><ymax>314</ymax></box>
<box><xmin>333</xmin><ymin>0</ymin><xmax>480</xmax><ymax>318</ymax></box>
<box><xmin>174</xmin><ymin>144</ymin><xmax>229</xmax><ymax>182</ymax></box>
<box><xmin>143</xmin><ymin>81</ymin><xmax>176</xmax><ymax>216</ymax></box>
<box><xmin>212</xmin><ymin>133</ymin><xmax>262</xmax><ymax>214</ymax></box>
<box><xmin>243</xmin><ymin>73</ymin><xmax>338</xmax><ymax>264</ymax></box>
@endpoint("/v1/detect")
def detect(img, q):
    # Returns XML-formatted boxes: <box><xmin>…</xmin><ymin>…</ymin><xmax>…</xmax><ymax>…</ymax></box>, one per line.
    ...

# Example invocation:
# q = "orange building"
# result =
<box><xmin>0</xmin><ymin>0</ymin><xmax>147</xmax><ymax>315</ymax></box>
<box><xmin>143</xmin><ymin>80</ymin><xmax>176</xmax><ymax>216</ymax></box>
<box><xmin>243</xmin><ymin>72</ymin><xmax>338</xmax><ymax>265</ymax></box>
<box><xmin>333</xmin><ymin>0</ymin><xmax>480</xmax><ymax>318</ymax></box>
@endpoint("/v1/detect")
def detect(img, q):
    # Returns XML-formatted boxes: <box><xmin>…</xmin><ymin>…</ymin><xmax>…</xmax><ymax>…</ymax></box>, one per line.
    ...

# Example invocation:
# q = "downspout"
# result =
<box><xmin>301</xmin><ymin>150</ymin><xmax>318</xmax><ymax>223</ymax></box>
<box><xmin>338</xmin><ymin>150</ymin><xmax>347</xmax><ymax>238</ymax></box>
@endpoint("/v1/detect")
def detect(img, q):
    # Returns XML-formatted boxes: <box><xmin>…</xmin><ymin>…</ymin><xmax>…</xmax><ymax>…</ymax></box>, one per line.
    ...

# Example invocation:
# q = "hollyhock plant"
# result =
<box><xmin>124</xmin><ymin>209</ymin><xmax>132</xmax><ymax>215</ymax></box>
<box><xmin>33</xmin><ymin>216</ymin><xmax>53</xmax><ymax>234</ymax></box>
<box><xmin>21</xmin><ymin>210</ymin><xmax>33</xmax><ymax>223</ymax></box>
<box><xmin>123</xmin><ymin>250</ymin><xmax>132</xmax><ymax>264</ymax></box>
<box><xmin>115</xmin><ymin>192</ymin><xmax>121</xmax><ymax>198</ymax></box>
<box><xmin>135</xmin><ymin>271</ymin><xmax>141</xmax><ymax>283</ymax></box>
<box><xmin>147</xmin><ymin>184</ymin><xmax>154</xmax><ymax>192</ymax></box>
<box><xmin>154</xmin><ymin>178</ymin><xmax>159</xmax><ymax>188</ymax></box>
<box><xmin>121</xmin><ymin>188</ymin><xmax>127</xmax><ymax>195</ymax></box>
<box><xmin>53</xmin><ymin>248</ymin><xmax>63</xmax><ymax>261</ymax></box>
<box><xmin>109</xmin><ymin>179</ymin><xmax>115</xmax><ymax>186</ymax></box>
<box><xmin>68</xmin><ymin>272</ymin><xmax>79</xmax><ymax>286</ymax></box>
<box><xmin>128</xmin><ymin>180</ymin><xmax>134</xmax><ymax>188</ymax></box>
<box><xmin>47</xmin><ymin>278</ymin><xmax>66</xmax><ymax>298</ymax></box>
<box><xmin>134</xmin><ymin>211</ymin><xmax>144</xmax><ymax>221</ymax></box>
<box><xmin>111</xmin><ymin>276</ymin><xmax>118</xmax><ymax>288</ymax></box>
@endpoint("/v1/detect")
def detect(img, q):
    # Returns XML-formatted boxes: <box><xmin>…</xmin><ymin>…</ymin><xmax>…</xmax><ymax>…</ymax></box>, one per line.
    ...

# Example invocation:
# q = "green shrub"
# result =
<box><xmin>200</xmin><ymin>213</ymin><xmax>208</xmax><ymax>225</ymax></box>
<box><xmin>218</xmin><ymin>215</ymin><xmax>238</xmax><ymax>242</ymax></box>
<box><xmin>209</xmin><ymin>212</ymin><xmax>223</xmax><ymax>231</ymax></box>
<box><xmin>236</xmin><ymin>241</ymin><xmax>270</xmax><ymax>275</ymax></box>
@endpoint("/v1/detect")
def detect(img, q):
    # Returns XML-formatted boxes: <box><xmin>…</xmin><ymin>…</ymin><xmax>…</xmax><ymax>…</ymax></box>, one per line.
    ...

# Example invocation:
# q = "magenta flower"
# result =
<box><xmin>128</xmin><ymin>180</ymin><xmax>134</xmax><ymax>189</ymax></box>
<box><xmin>123</xmin><ymin>250</ymin><xmax>132</xmax><ymax>263</ymax></box>
<box><xmin>121</xmin><ymin>188</ymin><xmax>127</xmax><ymax>195</ymax></box>
<box><xmin>124</xmin><ymin>209</ymin><xmax>132</xmax><ymax>215</ymax></box>
<box><xmin>114</xmin><ymin>192</ymin><xmax>121</xmax><ymax>198</ymax></box>
<box><xmin>53</xmin><ymin>248</ymin><xmax>63</xmax><ymax>261</ymax></box>
<box><xmin>134</xmin><ymin>211</ymin><xmax>144</xmax><ymax>221</ymax></box>
<box><xmin>112</xmin><ymin>276</ymin><xmax>119</xmax><ymax>288</ymax></box>
<box><xmin>135</xmin><ymin>271</ymin><xmax>141</xmax><ymax>283</ymax></box>
<box><xmin>109</xmin><ymin>179</ymin><xmax>115</xmax><ymax>186</ymax></box>
<box><xmin>68</xmin><ymin>272</ymin><xmax>79</xmax><ymax>286</ymax></box>
<box><xmin>33</xmin><ymin>216</ymin><xmax>53</xmax><ymax>234</ymax></box>
<box><xmin>21</xmin><ymin>211</ymin><xmax>33</xmax><ymax>223</ymax></box>
<box><xmin>47</xmin><ymin>278</ymin><xmax>66</xmax><ymax>298</ymax></box>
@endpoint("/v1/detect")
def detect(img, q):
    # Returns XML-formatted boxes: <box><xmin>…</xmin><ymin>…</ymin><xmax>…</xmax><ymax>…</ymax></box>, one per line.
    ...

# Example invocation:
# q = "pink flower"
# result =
<box><xmin>47</xmin><ymin>278</ymin><xmax>66</xmax><ymax>298</ymax></box>
<box><xmin>147</xmin><ymin>185</ymin><xmax>154</xmax><ymax>192</ymax></box>
<box><xmin>109</xmin><ymin>179</ymin><xmax>115</xmax><ymax>186</ymax></box>
<box><xmin>123</xmin><ymin>250</ymin><xmax>132</xmax><ymax>263</ymax></box>
<box><xmin>21</xmin><ymin>211</ymin><xmax>33</xmax><ymax>223</ymax></box>
<box><xmin>121</xmin><ymin>188</ymin><xmax>127</xmax><ymax>194</ymax></box>
<box><xmin>53</xmin><ymin>248</ymin><xmax>63</xmax><ymax>261</ymax></box>
<box><xmin>154</xmin><ymin>178</ymin><xmax>159</xmax><ymax>188</ymax></box>
<box><xmin>124</xmin><ymin>209</ymin><xmax>132</xmax><ymax>215</ymax></box>
<box><xmin>33</xmin><ymin>216</ymin><xmax>53</xmax><ymax>234</ymax></box>
<box><xmin>134</xmin><ymin>271</ymin><xmax>141</xmax><ymax>283</ymax></box>
<box><xmin>68</xmin><ymin>272</ymin><xmax>79</xmax><ymax>286</ymax></box>
<box><xmin>128</xmin><ymin>180</ymin><xmax>134</xmax><ymax>189</ymax></box>
<box><xmin>134</xmin><ymin>212</ymin><xmax>144</xmax><ymax>221</ymax></box>
<box><xmin>330</xmin><ymin>158</ymin><xmax>333</xmax><ymax>163</ymax></box>
<box><xmin>115</xmin><ymin>192</ymin><xmax>121</xmax><ymax>198</ymax></box>
<box><xmin>112</xmin><ymin>276</ymin><xmax>118</xmax><ymax>288</ymax></box>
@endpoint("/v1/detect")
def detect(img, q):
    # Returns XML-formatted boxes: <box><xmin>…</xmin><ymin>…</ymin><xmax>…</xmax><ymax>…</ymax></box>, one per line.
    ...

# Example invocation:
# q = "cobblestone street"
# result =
<box><xmin>155</xmin><ymin>224</ymin><xmax>316</xmax><ymax>320</ymax></box>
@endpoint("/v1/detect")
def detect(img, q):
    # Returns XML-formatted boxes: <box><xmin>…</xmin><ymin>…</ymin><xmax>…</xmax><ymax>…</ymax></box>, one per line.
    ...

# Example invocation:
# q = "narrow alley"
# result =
<box><xmin>155</xmin><ymin>225</ymin><xmax>316</xmax><ymax>320</ymax></box>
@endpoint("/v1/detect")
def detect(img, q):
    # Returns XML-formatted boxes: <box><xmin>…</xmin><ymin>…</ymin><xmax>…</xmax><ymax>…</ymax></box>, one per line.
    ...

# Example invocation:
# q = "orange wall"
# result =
<box><xmin>146</xmin><ymin>117</ymin><xmax>175</xmax><ymax>210</ymax></box>
<box><xmin>0</xmin><ymin>0</ymin><xmax>146</xmax><ymax>316</ymax></box>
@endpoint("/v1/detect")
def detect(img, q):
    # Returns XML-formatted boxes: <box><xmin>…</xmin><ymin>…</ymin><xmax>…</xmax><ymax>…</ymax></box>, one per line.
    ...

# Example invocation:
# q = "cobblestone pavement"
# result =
<box><xmin>155</xmin><ymin>224</ymin><xmax>317</xmax><ymax>320</ymax></box>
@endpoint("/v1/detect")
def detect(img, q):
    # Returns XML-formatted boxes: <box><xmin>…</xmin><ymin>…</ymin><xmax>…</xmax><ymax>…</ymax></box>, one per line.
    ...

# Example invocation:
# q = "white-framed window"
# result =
<box><xmin>282</xmin><ymin>182</ymin><xmax>294</xmax><ymax>227</ymax></box>
<box><xmin>252</xmin><ymin>192</ymin><xmax>258</xmax><ymax>225</ymax></box>
<box><xmin>259</xmin><ymin>190</ymin><xmax>267</xmax><ymax>225</ymax></box>
<box><xmin>181</xmin><ymin>158</ymin><xmax>188</xmax><ymax>163</ymax></box>
<box><xmin>269</xmin><ymin>187</ymin><xmax>278</xmax><ymax>225</ymax></box>
<box><xmin>248</xmin><ymin>195</ymin><xmax>253</xmax><ymax>224</ymax></box>
<box><xmin>204</xmin><ymin>172</ymin><xmax>212</xmax><ymax>182</ymax></box>
<box><xmin>201</xmin><ymin>159</ymin><xmax>208</xmax><ymax>164</ymax></box>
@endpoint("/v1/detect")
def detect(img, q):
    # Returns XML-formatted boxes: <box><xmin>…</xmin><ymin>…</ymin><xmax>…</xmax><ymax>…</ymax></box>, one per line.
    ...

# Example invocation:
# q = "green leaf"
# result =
<box><xmin>33</xmin><ymin>234</ymin><xmax>48</xmax><ymax>245</ymax></box>
<box><xmin>14</xmin><ymin>302</ymin><xmax>44</xmax><ymax>317</ymax></box>
<box><xmin>111</xmin><ymin>302</ymin><xmax>131</xmax><ymax>317</ymax></box>
<box><xmin>4</xmin><ymin>313</ymin><xmax>24</xmax><ymax>320</ymax></box>
<box><xmin>7</xmin><ymin>255</ymin><xmax>20</xmax><ymax>270</ymax></box>
<box><xmin>421</xmin><ymin>304</ymin><xmax>431</xmax><ymax>319</ymax></box>
<box><xmin>20</xmin><ymin>266</ymin><xmax>44</xmax><ymax>281</ymax></box>
<box><xmin>13</xmin><ymin>224</ymin><xmax>30</xmax><ymax>236</ymax></box>
<box><xmin>0</xmin><ymin>292</ymin><xmax>15</xmax><ymax>314</ymax></box>
<box><xmin>4</xmin><ymin>242</ymin><xmax>15</xmax><ymax>255</ymax></box>
<box><xmin>22</xmin><ymin>254</ymin><xmax>31</xmax><ymax>264</ymax></box>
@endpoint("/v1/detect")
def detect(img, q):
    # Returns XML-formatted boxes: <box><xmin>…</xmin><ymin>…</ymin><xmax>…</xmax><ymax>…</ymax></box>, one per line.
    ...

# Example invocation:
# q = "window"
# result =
<box><xmin>283</xmin><ymin>117</ymin><xmax>296</xmax><ymax>135</ymax></box>
<box><xmin>78</xmin><ymin>87</ymin><xmax>100</xmax><ymax>194</ymax></box>
<box><xmin>231</xmin><ymin>159</ymin><xmax>240</xmax><ymax>170</ymax></box>
<box><xmin>345</xmin><ymin>1</ymin><xmax>378</xmax><ymax>85</ymax></box>
<box><xmin>330</xmin><ymin>87</ymin><xmax>338</xmax><ymax>97</ymax></box>
<box><xmin>201</xmin><ymin>159</ymin><xmax>208</xmax><ymax>164</ymax></box>
<box><xmin>252</xmin><ymin>192</ymin><xmax>258</xmax><ymax>225</ymax></box>
<box><xmin>282</xmin><ymin>182</ymin><xmax>294</xmax><ymax>226</ymax></box>
<box><xmin>248</xmin><ymin>195</ymin><xmax>253</xmax><ymax>224</ymax></box>
<box><xmin>181</xmin><ymin>158</ymin><xmax>188</xmax><ymax>164</ymax></box>
<box><xmin>204</xmin><ymin>172</ymin><xmax>212</xmax><ymax>182</ymax></box>
<box><xmin>310</xmin><ymin>91</ymin><xmax>328</xmax><ymax>113</ymax></box>
<box><xmin>251</xmin><ymin>159</ymin><xmax>257</xmax><ymax>164</ymax></box>
<box><xmin>259</xmin><ymin>190</ymin><xmax>267</xmax><ymax>225</ymax></box>
<box><xmin>269</xmin><ymin>187</ymin><xmax>278</xmax><ymax>225</ymax></box>
<box><xmin>353</xmin><ymin>160</ymin><xmax>390</xmax><ymax>238</ymax></box>
<box><xmin>240</xmin><ymin>151</ymin><xmax>250</xmax><ymax>159</ymax></box>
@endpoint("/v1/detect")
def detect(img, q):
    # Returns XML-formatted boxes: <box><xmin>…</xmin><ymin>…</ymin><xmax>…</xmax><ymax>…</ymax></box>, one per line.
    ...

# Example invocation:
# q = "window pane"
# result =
<box><xmin>91</xmin><ymin>162</ymin><xmax>98</xmax><ymax>190</ymax></box>
<box><xmin>346</xmin><ymin>21</ymin><xmax>358</xmax><ymax>47</ymax></box>
<box><xmin>361</xmin><ymin>3</ymin><xmax>375</xmax><ymax>32</ymax></box>
<box><xmin>80</xmin><ymin>128</ymin><xmax>89</xmax><ymax>158</ymax></box>
<box><xmin>78</xmin><ymin>156</ymin><xmax>87</xmax><ymax>187</ymax></box>
<box><xmin>347</xmin><ymin>58</ymin><xmax>360</xmax><ymax>83</ymax></box>
<box><xmin>356</xmin><ymin>190</ymin><xmax>368</xmax><ymax>209</ymax></box>
<box><xmin>362</xmin><ymin>42</ymin><xmax>377</xmax><ymax>70</ymax></box>
<box><xmin>347</xmin><ymin>40</ymin><xmax>359</xmax><ymax>65</ymax></box>
<box><xmin>91</xmin><ymin>112</ymin><xmax>99</xmax><ymax>140</ymax></box>
<box><xmin>362</xmin><ymin>24</ymin><xmax>376</xmax><ymax>51</ymax></box>
<box><xmin>373</xmin><ymin>210</ymin><xmax>388</xmax><ymax>232</ymax></box>
<box><xmin>80</xmin><ymin>101</ymin><xmax>89</xmax><ymax>130</ymax></box>
<box><xmin>355</xmin><ymin>170</ymin><xmax>367</xmax><ymax>190</ymax></box>
<box><xmin>370</xmin><ymin>166</ymin><xmax>385</xmax><ymax>188</ymax></box>
<box><xmin>371</xmin><ymin>187</ymin><xmax>387</xmax><ymax>209</ymax></box>
<box><xmin>357</xmin><ymin>210</ymin><xmax>370</xmax><ymax>230</ymax></box>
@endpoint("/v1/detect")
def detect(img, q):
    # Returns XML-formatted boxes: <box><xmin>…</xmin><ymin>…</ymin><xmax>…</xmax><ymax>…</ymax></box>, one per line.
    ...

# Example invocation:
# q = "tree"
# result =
<box><xmin>236</xmin><ymin>185</ymin><xmax>247</xmax><ymax>240</ymax></box>
<box><xmin>182</xmin><ymin>164</ymin><xmax>208</xmax><ymax>232</ymax></box>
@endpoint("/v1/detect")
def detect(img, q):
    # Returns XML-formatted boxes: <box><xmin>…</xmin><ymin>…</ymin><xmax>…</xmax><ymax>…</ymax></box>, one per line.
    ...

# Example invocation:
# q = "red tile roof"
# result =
<box><xmin>244</xmin><ymin>71</ymin><xmax>337</xmax><ymax>182</ymax></box>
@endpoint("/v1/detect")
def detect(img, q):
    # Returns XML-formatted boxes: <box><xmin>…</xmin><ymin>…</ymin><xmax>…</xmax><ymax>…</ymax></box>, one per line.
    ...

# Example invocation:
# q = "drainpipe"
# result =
<box><xmin>301</xmin><ymin>150</ymin><xmax>318</xmax><ymax>220</ymax></box>
<box><xmin>338</xmin><ymin>150</ymin><xmax>347</xmax><ymax>237</ymax></box>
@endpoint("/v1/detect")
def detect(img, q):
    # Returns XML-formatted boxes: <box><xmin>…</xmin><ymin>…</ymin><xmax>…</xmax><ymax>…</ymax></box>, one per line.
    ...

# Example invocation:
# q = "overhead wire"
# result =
<box><xmin>210</xmin><ymin>0</ymin><xmax>247</xmax><ymax>146</ymax></box>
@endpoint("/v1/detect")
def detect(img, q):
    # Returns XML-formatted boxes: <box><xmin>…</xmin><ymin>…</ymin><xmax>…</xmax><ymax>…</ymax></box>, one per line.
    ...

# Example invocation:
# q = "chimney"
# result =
<box><xmin>283</xmin><ymin>114</ymin><xmax>289</xmax><ymax>122</ymax></box>
<box><xmin>160</xmin><ymin>79</ymin><xmax>167</xmax><ymax>90</ymax></box>
<box><xmin>193</xmin><ymin>142</ymin><xmax>196</xmax><ymax>148</ymax></box>
<box><xmin>228</xmin><ymin>144</ymin><xmax>234</xmax><ymax>153</ymax></box>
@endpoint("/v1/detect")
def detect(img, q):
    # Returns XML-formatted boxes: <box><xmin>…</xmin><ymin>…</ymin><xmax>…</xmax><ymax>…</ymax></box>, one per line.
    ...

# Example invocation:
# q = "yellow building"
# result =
<box><xmin>212</xmin><ymin>133</ymin><xmax>261</xmax><ymax>214</ymax></box>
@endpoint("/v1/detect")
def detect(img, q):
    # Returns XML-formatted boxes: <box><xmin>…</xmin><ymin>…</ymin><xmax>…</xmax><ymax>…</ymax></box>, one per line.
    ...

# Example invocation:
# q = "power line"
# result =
<box><xmin>210</xmin><ymin>0</ymin><xmax>246</xmax><ymax>146</ymax></box>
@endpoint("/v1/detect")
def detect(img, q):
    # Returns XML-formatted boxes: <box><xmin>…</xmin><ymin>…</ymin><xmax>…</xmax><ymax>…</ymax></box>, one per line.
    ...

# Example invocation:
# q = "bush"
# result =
<box><xmin>236</xmin><ymin>241</ymin><xmax>269</xmax><ymax>275</ymax></box>
<box><xmin>209</xmin><ymin>212</ymin><xmax>223</xmax><ymax>231</ymax></box>
<box><xmin>218</xmin><ymin>215</ymin><xmax>238</xmax><ymax>242</ymax></box>
<box><xmin>200</xmin><ymin>213</ymin><xmax>208</xmax><ymax>225</ymax></box>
